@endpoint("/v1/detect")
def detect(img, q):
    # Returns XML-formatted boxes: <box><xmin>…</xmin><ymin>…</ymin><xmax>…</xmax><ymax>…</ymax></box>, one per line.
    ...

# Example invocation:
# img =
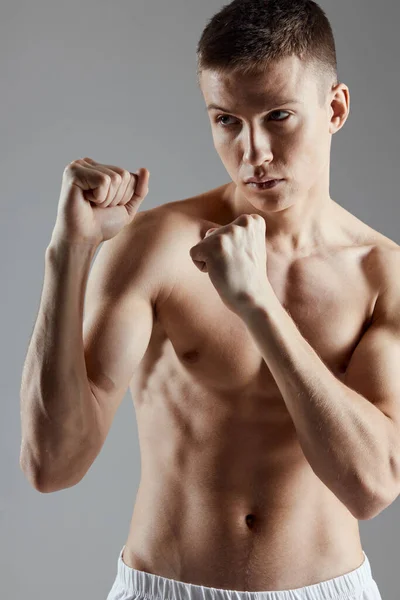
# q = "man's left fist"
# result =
<box><xmin>189</xmin><ymin>213</ymin><xmax>272</xmax><ymax>315</ymax></box>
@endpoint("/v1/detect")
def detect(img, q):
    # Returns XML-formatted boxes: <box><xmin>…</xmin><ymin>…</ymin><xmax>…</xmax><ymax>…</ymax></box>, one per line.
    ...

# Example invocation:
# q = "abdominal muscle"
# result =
<box><xmin>121</xmin><ymin>360</ymin><xmax>364</xmax><ymax>592</ymax></box>
<box><xmin>118</xmin><ymin>191</ymin><xmax>374</xmax><ymax>592</ymax></box>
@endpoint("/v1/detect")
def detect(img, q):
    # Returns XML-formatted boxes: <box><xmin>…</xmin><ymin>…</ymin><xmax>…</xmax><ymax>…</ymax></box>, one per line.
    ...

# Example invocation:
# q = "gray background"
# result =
<box><xmin>2</xmin><ymin>0</ymin><xmax>399</xmax><ymax>598</ymax></box>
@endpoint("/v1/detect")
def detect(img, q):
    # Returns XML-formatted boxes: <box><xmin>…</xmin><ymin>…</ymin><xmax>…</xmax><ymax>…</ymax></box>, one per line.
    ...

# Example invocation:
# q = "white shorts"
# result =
<box><xmin>106</xmin><ymin>545</ymin><xmax>382</xmax><ymax>600</ymax></box>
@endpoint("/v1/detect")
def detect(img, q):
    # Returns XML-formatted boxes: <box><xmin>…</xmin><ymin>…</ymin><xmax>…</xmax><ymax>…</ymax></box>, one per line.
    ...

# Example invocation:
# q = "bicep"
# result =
<box><xmin>83</xmin><ymin>291</ymin><xmax>154</xmax><ymax>441</ymax></box>
<box><xmin>343</xmin><ymin>247</ymin><xmax>400</xmax><ymax>429</ymax></box>
<box><xmin>342</xmin><ymin>316</ymin><xmax>400</xmax><ymax>424</ymax></box>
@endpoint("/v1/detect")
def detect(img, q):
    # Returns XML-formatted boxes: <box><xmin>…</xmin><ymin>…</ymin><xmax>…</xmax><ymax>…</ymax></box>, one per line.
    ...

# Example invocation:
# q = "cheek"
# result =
<box><xmin>214</xmin><ymin>139</ymin><xmax>240</xmax><ymax>168</ymax></box>
<box><xmin>214</xmin><ymin>134</ymin><xmax>234</xmax><ymax>152</ymax></box>
<box><xmin>287</xmin><ymin>126</ymin><xmax>325</xmax><ymax>172</ymax></box>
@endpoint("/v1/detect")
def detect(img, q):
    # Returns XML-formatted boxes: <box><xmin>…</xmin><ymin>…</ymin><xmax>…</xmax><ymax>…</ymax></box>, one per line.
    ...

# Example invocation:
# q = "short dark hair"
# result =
<box><xmin>196</xmin><ymin>0</ymin><xmax>338</xmax><ymax>107</ymax></box>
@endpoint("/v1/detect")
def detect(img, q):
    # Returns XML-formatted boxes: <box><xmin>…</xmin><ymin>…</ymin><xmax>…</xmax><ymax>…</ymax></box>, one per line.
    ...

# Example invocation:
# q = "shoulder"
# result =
<box><xmin>133</xmin><ymin>195</ymin><xmax>203</xmax><ymax>252</ymax></box>
<box><xmin>127</xmin><ymin>195</ymin><xmax>209</xmax><ymax>308</ymax></box>
<box><xmin>369</xmin><ymin>243</ymin><xmax>400</xmax><ymax>324</ymax></box>
<box><xmin>134</xmin><ymin>184</ymin><xmax>226</xmax><ymax>244</ymax></box>
<box><xmin>370</xmin><ymin>242</ymin><xmax>400</xmax><ymax>285</ymax></box>
<box><xmin>346</xmin><ymin>209</ymin><xmax>400</xmax><ymax>292</ymax></box>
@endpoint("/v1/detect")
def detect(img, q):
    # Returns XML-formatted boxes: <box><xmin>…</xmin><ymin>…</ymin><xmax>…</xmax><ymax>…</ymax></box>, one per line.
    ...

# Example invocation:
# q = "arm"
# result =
<box><xmin>239</xmin><ymin>248</ymin><xmax>400</xmax><ymax>520</ymax></box>
<box><xmin>19</xmin><ymin>210</ymin><xmax>160</xmax><ymax>493</ymax></box>
<box><xmin>19</xmin><ymin>238</ymin><xmax>101</xmax><ymax>492</ymax></box>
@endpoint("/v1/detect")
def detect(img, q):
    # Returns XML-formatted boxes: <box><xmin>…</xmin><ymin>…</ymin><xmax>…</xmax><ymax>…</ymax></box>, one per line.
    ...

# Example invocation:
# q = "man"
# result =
<box><xmin>20</xmin><ymin>1</ymin><xmax>398</xmax><ymax>599</ymax></box>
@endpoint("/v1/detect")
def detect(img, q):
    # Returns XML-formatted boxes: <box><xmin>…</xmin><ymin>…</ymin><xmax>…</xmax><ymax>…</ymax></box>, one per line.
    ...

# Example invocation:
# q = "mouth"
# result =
<box><xmin>246</xmin><ymin>179</ymin><xmax>283</xmax><ymax>190</ymax></box>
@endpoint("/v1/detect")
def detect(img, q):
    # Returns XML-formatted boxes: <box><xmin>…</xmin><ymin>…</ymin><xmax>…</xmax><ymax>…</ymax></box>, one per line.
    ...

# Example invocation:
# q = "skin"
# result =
<box><xmin>202</xmin><ymin>55</ymin><xmax>346</xmax><ymax>256</ymax></box>
<box><xmin>118</xmin><ymin>55</ymin><xmax>398</xmax><ymax>590</ymax></box>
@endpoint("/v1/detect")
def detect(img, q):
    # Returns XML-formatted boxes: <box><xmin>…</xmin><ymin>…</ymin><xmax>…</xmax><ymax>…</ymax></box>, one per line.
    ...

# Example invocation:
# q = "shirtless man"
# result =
<box><xmin>19</xmin><ymin>1</ymin><xmax>398</xmax><ymax>599</ymax></box>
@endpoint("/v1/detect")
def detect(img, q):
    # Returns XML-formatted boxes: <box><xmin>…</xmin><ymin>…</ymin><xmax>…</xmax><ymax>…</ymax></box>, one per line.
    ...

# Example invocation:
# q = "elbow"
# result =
<box><xmin>20</xmin><ymin>461</ymin><xmax>53</xmax><ymax>493</ymax></box>
<box><xmin>356</xmin><ymin>497</ymin><xmax>390</xmax><ymax>521</ymax></box>
<box><xmin>353</xmin><ymin>478</ymin><xmax>398</xmax><ymax>521</ymax></box>
<box><xmin>20</xmin><ymin>463</ymin><xmax>42</xmax><ymax>493</ymax></box>
<box><xmin>33</xmin><ymin>466</ymin><xmax>84</xmax><ymax>493</ymax></box>
<box><xmin>36</xmin><ymin>479</ymin><xmax>79</xmax><ymax>494</ymax></box>
<box><xmin>20</xmin><ymin>458</ymin><xmax>81</xmax><ymax>494</ymax></box>
<box><xmin>34</xmin><ymin>472</ymin><xmax>81</xmax><ymax>494</ymax></box>
<box><xmin>354</xmin><ymin>499</ymin><xmax>383</xmax><ymax>521</ymax></box>
<box><xmin>20</xmin><ymin>437</ymin><xmax>96</xmax><ymax>494</ymax></box>
<box><xmin>20</xmin><ymin>449</ymin><xmax>42</xmax><ymax>492</ymax></box>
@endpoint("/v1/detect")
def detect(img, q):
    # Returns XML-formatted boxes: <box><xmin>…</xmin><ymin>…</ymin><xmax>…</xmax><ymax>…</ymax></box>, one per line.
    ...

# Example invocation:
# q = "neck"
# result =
<box><xmin>225</xmin><ymin>181</ymin><xmax>336</xmax><ymax>256</ymax></box>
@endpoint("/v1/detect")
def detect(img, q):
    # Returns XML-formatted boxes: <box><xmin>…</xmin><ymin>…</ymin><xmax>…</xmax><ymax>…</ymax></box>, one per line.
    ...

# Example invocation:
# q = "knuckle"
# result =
<box><xmin>65</xmin><ymin>159</ymin><xmax>83</xmax><ymax>176</ymax></box>
<box><xmin>252</xmin><ymin>214</ymin><xmax>264</xmax><ymax>227</ymax></box>
<box><xmin>121</xmin><ymin>169</ymin><xmax>131</xmax><ymax>183</ymax></box>
<box><xmin>101</xmin><ymin>173</ymin><xmax>111</xmax><ymax>185</ymax></box>
<box><xmin>237</xmin><ymin>213</ymin><xmax>250</xmax><ymax>225</ymax></box>
<box><xmin>110</xmin><ymin>172</ymin><xmax>122</xmax><ymax>185</ymax></box>
<box><xmin>64</xmin><ymin>162</ymin><xmax>77</xmax><ymax>177</ymax></box>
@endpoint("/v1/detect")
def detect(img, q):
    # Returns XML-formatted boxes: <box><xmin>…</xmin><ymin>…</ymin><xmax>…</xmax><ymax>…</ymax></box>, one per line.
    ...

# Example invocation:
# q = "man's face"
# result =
<box><xmin>200</xmin><ymin>55</ymin><xmax>341</xmax><ymax>210</ymax></box>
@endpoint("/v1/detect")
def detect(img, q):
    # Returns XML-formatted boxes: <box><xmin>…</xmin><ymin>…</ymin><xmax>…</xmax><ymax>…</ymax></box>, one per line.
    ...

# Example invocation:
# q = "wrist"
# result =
<box><xmin>46</xmin><ymin>235</ymin><xmax>99</xmax><ymax>266</ymax></box>
<box><xmin>47</xmin><ymin>230</ymin><xmax>101</xmax><ymax>254</ymax></box>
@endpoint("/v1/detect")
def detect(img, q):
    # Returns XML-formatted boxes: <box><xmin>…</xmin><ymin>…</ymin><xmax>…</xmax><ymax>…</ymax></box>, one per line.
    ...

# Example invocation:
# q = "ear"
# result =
<box><xmin>329</xmin><ymin>82</ymin><xmax>350</xmax><ymax>135</ymax></box>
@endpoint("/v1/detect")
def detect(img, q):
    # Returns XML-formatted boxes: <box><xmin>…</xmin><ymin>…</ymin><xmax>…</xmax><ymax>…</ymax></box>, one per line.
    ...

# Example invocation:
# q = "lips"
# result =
<box><xmin>246</xmin><ymin>179</ymin><xmax>283</xmax><ymax>190</ymax></box>
<box><xmin>245</xmin><ymin>177</ymin><xmax>281</xmax><ymax>183</ymax></box>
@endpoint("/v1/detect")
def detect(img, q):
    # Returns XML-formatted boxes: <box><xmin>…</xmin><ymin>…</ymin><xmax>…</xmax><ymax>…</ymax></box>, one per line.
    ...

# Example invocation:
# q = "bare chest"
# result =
<box><xmin>141</xmin><ymin>244</ymin><xmax>377</xmax><ymax>398</ymax></box>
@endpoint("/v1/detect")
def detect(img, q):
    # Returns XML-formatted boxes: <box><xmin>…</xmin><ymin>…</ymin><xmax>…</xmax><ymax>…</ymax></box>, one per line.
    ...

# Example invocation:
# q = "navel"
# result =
<box><xmin>245</xmin><ymin>513</ymin><xmax>256</xmax><ymax>529</ymax></box>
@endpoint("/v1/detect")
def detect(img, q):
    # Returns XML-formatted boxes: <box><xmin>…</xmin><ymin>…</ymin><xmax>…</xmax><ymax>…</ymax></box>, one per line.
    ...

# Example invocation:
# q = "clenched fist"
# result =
<box><xmin>52</xmin><ymin>157</ymin><xmax>150</xmax><ymax>246</ymax></box>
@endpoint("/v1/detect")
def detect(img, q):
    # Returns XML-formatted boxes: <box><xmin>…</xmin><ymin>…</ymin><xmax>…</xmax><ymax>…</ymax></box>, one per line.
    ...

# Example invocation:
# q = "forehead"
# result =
<box><xmin>200</xmin><ymin>55</ymin><xmax>316</xmax><ymax>110</ymax></box>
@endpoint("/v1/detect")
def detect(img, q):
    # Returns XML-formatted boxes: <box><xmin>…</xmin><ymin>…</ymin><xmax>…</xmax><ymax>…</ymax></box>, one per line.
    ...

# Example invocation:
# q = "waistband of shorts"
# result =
<box><xmin>115</xmin><ymin>546</ymin><xmax>374</xmax><ymax>600</ymax></box>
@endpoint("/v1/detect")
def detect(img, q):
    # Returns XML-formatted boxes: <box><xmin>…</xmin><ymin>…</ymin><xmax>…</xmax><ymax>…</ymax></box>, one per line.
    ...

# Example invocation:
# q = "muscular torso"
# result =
<box><xmin>121</xmin><ymin>184</ymin><xmax>396</xmax><ymax>591</ymax></box>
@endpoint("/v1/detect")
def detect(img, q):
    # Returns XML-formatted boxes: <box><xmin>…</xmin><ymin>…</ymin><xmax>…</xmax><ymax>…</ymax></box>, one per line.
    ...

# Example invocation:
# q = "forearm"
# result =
<box><xmin>240</xmin><ymin>291</ymin><xmax>393</xmax><ymax>519</ymax></box>
<box><xmin>19</xmin><ymin>235</ymin><xmax>101</xmax><ymax>490</ymax></box>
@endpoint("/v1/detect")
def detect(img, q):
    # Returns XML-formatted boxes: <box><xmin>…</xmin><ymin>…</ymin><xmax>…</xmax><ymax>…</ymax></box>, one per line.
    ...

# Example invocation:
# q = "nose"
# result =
<box><xmin>242</xmin><ymin>128</ymin><xmax>273</xmax><ymax>166</ymax></box>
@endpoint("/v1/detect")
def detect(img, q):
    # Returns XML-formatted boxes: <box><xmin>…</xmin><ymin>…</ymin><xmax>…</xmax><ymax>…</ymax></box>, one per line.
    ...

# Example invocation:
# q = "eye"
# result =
<box><xmin>215</xmin><ymin>115</ymin><xmax>237</xmax><ymax>127</ymax></box>
<box><xmin>269</xmin><ymin>110</ymin><xmax>290</xmax><ymax>121</ymax></box>
<box><xmin>215</xmin><ymin>110</ymin><xmax>290</xmax><ymax>127</ymax></box>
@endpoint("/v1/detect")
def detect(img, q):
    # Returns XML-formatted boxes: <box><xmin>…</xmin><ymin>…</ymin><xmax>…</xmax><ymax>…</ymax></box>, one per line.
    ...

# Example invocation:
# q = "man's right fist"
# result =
<box><xmin>52</xmin><ymin>157</ymin><xmax>150</xmax><ymax>246</ymax></box>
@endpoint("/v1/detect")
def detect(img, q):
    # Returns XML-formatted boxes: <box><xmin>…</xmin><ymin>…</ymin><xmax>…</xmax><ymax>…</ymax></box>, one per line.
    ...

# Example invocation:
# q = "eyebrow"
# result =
<box><xmin>206</xmin><ymin>100</ymin><xmax>302</xmax><ymax>112</ymax></box>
